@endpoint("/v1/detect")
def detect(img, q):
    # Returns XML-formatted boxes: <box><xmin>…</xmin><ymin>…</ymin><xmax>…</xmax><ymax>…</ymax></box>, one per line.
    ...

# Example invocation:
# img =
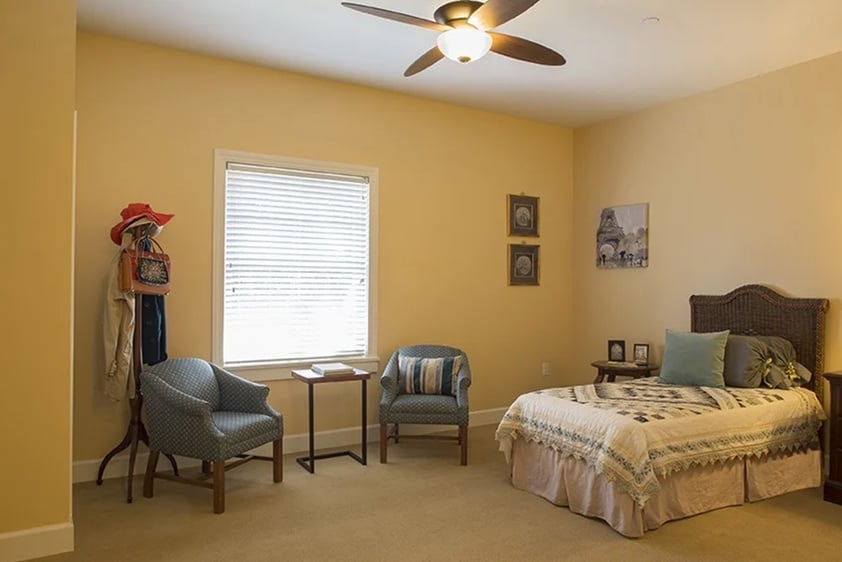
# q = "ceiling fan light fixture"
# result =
<box><xmin>436</xmin><ymin>28</ymin><xmax>492</xmax><ymax>63</ymax></box>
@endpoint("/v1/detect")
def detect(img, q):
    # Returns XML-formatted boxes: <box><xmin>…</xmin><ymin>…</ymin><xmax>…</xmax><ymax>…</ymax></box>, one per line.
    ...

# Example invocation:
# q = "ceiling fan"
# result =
<box><xmin>341</xmin><ymin>0</ymin><xmax>566</xmax><ymax>77</ymax></box>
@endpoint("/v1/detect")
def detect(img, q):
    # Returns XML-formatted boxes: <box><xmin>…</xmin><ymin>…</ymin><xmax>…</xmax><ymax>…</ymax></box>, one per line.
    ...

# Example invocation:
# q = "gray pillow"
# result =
<box><xmin>753</xmin><ymin>336</ymin><xmax>813</xmax><ymax>388</ymax></box>
<box><xmin>722</xmin><ymin>335</ymin><xmax>768</xmax><ymax>388</ymax></box>
<box><xmin>756</xmin><ymin>336</ymin><xmax>796</xmax><ymax>364</ymax></box>
<box><xmin>659</xmin><ymin>330</ymin><xmax>730</xmax><ymax>388</ymax></box>
<box><xmin>793</xmin><ymin>361</ymin><xmax>813</xmax><ymax>384</ymax></box>
<box><xmin>765</xmin><ymin>362</ymin><xmax>812</xmax><ymax>388</ymax></box>
<box><xmin>764</xmin><ymin>362</ymin><xmax>793</xmax><ymax>389</ymax></box>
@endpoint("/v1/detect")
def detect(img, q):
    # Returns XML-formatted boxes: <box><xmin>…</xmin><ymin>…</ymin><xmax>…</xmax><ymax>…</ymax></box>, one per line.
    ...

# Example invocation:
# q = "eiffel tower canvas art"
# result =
<box><xmin>596</xmin><ymin>203</ymin><xmax>648</xmax><ymax>268</ymax></box>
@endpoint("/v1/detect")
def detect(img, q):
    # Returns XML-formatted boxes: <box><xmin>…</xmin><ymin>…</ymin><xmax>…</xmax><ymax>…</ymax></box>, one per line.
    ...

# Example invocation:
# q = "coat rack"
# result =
<box><xmin>96</xmin><ymin>227</ymin><xmax>178</xmax><ymax>503</ymax></box>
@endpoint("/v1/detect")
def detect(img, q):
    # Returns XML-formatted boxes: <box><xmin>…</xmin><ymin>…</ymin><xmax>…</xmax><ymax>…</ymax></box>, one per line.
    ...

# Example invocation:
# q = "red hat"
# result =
<box><xmin>110</xmin><ymin>203</ymin><xmax>174</xmax><ymax>245</ymax></box>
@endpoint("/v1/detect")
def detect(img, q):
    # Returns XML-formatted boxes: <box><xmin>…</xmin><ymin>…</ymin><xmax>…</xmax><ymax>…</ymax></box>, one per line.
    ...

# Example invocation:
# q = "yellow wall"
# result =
<box><xmin>10</xmin><ymin>2</ymin><xmax>840</xmax><ymax>527</ymax></box>
<box><xmin>572</xmin><ymin>51</ymin><xmax>842</xmax><ymax>393</ymax></box>
<box><xmin>74</xmin><ymin>33</ymin><xmax>574</xmax><ymax>461</ymax></box>
<box><xmin>0</xmin><ymin>0</ymin><xmax>75</xmax><ymax>534</ymax></box>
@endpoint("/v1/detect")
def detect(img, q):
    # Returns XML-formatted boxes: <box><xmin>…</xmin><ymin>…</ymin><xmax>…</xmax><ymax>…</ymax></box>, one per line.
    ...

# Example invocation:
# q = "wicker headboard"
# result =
<box><xmin>689</xmin><ymin>284</ymin><xmax>829</xmax><ymax>403</ymax></box>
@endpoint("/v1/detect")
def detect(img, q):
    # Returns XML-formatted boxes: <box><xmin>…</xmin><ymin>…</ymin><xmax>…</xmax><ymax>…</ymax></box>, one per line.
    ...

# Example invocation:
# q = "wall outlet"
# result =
<box><xmin>541</xmin><ymin>362</ymin><xmax>551</xmax><ymax>376</ymax></box>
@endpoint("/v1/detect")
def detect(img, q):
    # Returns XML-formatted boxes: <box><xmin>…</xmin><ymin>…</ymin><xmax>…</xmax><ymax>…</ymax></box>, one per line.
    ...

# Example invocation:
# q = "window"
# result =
<box><xmin>213</xmin><ymin>150</ymin><xmax>378</xmax><ymax>380</ymax></box>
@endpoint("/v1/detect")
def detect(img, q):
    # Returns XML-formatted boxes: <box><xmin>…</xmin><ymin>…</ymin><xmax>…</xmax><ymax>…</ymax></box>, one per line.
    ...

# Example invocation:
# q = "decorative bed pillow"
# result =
<box><xmin>753</xmin><ymin>336</ymin><xmax>811</xmax><ymax>389</ymax></box>
<box><xmin>722</xmin><ymin>335</ymin><xmax>769</xmax><ymax>388</ymax></box>
<box><xmin>398</xmin><ymin>355</ymin><xmax>463</xmax><ymax>396</ymax></box>
<box><xmin>764</xmin><ymin>363</ymin><xmax>794</xmax><ymax>389</ymax></box>
<box><xmin>756</xmin><ymin>336</ymin><xmax>796</xmax><ymax>363</ymax></box>
<box><xmin>658</xmin><ymin>330</ymin><xmax>729</xmax><ymax>388</ymax></box>
<box><xmin>763</xmin><ymin>360</ymin><xmax>812</xmax><ymax>389</ymax></box>
<box><xmin>793</xmin><ymin>361</ymin><xmax>813</xmax><ymax>384</ymax></box>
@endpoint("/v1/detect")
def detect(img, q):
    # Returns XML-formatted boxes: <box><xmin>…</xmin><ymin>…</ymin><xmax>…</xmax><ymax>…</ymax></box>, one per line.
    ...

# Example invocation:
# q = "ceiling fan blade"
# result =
<box><xmin>342</xmin><ymin>3</ymin><xmax>451</xmax><ymax>32</ymax></box>
<box><xmin>488</xmin><ymin>32</ymin><xmax>566</xmax><ymax>66</ymax></box>
<box><xmin>468</xmin><ymin>0</ymin><xmax>541</xmax><ymax>30</ymax></box>
<box><xmin>404</xmin><ymin>47</ymin><xmax>445</xmax><ymax>77</ymax></box>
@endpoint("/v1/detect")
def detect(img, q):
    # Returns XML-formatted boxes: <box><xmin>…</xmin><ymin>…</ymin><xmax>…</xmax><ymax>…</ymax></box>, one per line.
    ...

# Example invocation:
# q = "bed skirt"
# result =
<box><xmin>510</xmin><ymin>439</ymin><xmax>821</xmax><ymax>537</ymax></box>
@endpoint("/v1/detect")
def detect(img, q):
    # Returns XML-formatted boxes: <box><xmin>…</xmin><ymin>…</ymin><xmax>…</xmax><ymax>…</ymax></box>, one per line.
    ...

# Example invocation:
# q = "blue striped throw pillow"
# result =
<box><xmin>398</xmin><ymin>355</ymin><xmax>463</xmax><ymax>396</ymax></box>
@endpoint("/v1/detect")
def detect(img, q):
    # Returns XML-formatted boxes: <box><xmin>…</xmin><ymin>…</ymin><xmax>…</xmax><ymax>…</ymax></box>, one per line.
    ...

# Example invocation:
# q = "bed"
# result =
<box><xmin>496</xmin><ymin>284</ymin><xmax>829</xmax><ymax>537</ymax></box>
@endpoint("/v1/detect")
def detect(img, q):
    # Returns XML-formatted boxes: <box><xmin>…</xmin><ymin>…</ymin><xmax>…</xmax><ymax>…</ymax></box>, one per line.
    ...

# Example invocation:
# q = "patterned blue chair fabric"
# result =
<box><xmin>141</xmin><ymin>358</ymin><xmax>283</xmax><ymax>513</ymax></box>
<box><xmin>379</xmin><ymin>345</ymin><xmax>471</xmax><ymax>465</ymax></box>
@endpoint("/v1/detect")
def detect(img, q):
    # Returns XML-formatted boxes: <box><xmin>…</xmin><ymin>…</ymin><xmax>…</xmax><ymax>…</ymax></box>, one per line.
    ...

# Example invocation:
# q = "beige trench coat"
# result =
<box><xmin>103</xmin><ymin>235</ymin><xmax>136</xmax><ymax>401</ymax></box>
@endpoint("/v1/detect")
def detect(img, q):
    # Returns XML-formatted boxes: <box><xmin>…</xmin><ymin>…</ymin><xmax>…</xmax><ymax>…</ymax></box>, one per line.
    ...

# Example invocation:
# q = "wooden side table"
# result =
<box><xmin>291</xmin><ymin>368</ymin><xmax>371</xmax><ymax>473</ymax></box>
<box><xmin>823</xmin><ymin>372</ymin><xmax>842</xmax><ymax>504</ymax></box>
<box><xmin>591</xmin><ymin>361</ymin><xmax>659</xmax><ymax>383</ymax></box>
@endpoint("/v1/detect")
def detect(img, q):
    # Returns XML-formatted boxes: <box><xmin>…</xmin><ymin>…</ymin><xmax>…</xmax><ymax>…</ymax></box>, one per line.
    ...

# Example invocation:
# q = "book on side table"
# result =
<box><xmin>606</xmin><ymin>361</ymin><xmax>639</xmax><ymax>367</ymax></box>
<box><xmin>311</xmin><ymin>362</ymin><xmax>356</xmax><ymax>376</ymax></box>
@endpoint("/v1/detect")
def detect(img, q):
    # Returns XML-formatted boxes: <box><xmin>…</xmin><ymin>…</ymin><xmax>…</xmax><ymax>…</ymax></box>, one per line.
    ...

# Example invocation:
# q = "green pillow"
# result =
<box><xmin>659</xmin><ymin>330</ymin><xmax>730</xmax><ymax>388</ymax></box>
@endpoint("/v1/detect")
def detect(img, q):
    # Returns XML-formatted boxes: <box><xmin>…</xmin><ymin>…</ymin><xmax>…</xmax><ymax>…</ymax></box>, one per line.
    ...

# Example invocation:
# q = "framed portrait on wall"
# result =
<box><xmin>508</xmin><ymin>194</ymin><xmax>539</xmax><ymax>237</ymax></box>
<box><xmin>508</xmin><ymin>244</ymin><xmax>539</xmax><ymax>285</ymax></box>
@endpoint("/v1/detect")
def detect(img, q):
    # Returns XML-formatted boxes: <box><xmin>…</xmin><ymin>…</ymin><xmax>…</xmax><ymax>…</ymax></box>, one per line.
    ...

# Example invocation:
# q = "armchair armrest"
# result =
<box><xmin>456</xmin><ymin>355</ymin><xmax>471</xmax><ymax>409</ymax></box>
<box><xmin>380</xmin><ymin>351</ymin><xmax>400</xmax><ymax>408</ymax></box>
<box><xmin>210</xmin><ymin>363</ymin><xmax>280</xmax><ymax>418</ymax></box>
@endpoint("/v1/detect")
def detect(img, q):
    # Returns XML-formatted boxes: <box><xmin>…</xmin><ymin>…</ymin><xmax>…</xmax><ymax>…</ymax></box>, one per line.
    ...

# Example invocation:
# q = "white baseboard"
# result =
<box><xmin>73</xmin><ymin>407</ymin><xmax>507</xmax><ymax>483</ymax></box>
<box><xmin>0</xmin><ymin>522</ymin><xmax>74</xmax><ymax>562</ymax></box>
<box><xmin>472</xmin><ymin>406</ymin><xmax>507</xmax><ymax>427</ymax></box>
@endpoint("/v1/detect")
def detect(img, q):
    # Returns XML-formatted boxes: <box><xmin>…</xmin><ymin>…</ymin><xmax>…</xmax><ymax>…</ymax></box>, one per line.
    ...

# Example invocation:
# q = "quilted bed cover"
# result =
<box><xmin>496</xmin><ymin>378</ymin><xmax>825</xmax><ymax>506</ymax></box>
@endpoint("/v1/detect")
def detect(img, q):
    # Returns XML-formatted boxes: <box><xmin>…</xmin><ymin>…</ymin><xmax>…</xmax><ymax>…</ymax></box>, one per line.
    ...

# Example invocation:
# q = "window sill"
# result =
<box><xmin>223</xmin><ymin>357</ymin><xmax>381</xmax><ymax>382</ymax></box>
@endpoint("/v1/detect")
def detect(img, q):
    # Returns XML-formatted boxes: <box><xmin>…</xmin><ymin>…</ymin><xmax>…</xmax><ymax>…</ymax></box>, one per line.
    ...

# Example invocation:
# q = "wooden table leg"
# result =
<box><xmin>593</xmin><ymin>368</ymin><xmax>606</xmax><ymax>384</ymax></box>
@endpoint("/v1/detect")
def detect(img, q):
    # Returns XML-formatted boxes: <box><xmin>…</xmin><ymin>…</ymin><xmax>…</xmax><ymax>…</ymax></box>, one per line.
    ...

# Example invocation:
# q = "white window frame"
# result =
<box><xmin>212</xmin><ymin>149</ymin><xmax>379</xmax><ymax>381</ymax></box>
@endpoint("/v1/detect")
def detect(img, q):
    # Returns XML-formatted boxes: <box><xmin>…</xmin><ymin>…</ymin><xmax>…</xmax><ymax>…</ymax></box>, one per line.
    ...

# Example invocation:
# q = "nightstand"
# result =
<box><xmin>824</xmin><ymin>372</ymin><xmax>842</xmax><ymax>504</ymax></box>
<box><xmin>591</xmin><ymin>361</ymin><xmax>659</xmax><ymax>384</ymax></box>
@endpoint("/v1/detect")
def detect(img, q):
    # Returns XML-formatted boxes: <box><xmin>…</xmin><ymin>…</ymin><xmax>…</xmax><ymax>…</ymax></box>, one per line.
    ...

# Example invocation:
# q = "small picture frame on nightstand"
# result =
<box><xmin>608</xmin><ymin>340</ymin><xmax>626</xmax><ymax>362</ymax></box>
<box><xmin>633</xmin><ymin>343</ymin><xmax>649</xmax><ymax>365</ymax></box>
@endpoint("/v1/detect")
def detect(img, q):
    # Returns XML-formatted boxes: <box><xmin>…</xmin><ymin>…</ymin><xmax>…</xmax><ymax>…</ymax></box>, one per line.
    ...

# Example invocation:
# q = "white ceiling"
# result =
<box><xmin>77</xmin><ymin>0</ymin><xmax>842</xmax><ymax>127</ymax></box>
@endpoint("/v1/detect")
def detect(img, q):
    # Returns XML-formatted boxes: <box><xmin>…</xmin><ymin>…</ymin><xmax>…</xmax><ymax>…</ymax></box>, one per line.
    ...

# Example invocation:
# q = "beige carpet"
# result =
<box><xmin>44</xmin><ymin>425</ymin><xmax>842</xmax><ymax>561</ymax></box>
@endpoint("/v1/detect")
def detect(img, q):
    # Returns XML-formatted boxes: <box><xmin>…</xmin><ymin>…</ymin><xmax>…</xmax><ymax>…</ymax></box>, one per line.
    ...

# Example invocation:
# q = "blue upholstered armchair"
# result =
<box><xmin>140</xmin><ymin>358</ymin><xmax>283</xmax><ymax>513</ymax></box>
<box><xmin>379</xmin><ymin>345</ymin><xmax>471</xmax><ymax>465</ymax></box>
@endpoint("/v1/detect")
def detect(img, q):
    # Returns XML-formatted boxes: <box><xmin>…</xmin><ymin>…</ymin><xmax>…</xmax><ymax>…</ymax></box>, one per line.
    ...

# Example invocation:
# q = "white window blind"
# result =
<box><xmin>222</xmin><ymin>161</ymin><xmax>371</xmax><ymax>366</ymax></box>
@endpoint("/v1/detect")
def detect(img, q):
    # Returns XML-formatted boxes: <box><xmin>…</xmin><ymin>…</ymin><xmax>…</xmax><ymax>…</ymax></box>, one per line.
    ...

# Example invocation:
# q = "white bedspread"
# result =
<box><xmin>495</xmin><ymin>379</ymin><xmax>825</xmax><ymax>506</ymax></box>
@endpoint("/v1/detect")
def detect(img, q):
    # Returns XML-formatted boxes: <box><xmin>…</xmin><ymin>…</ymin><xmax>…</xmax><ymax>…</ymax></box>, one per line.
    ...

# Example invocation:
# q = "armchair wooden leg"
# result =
<box><xmin>459</xmin><ymin>425</ymin><xmax>468</xmax><ymax>466</ymax></box>
<box><xmin>143</xmin><ymin>450</ymin><xmax>159</xmax><ymax>498</ymax></box>
<box><xmin>201</xmin><ymin>461</ymin><xmax>211</xmax><ymax>475</ymax></box>
<box><xmin>213</xmin><ymin>461</ymin><xmax>225</xmax><ymax>514</ymax></box>
<box><xmin>380</xmin><ymin>423</ymin><xmax>387</xmax><ymax>464</ymax></box>
<box><xmin>394</xmin><ymin>423</ymin><xmax>400</xmax><ymax>444</ymax></box>
<box><xmin>273</xmin><ymin>438</ymin><xmax>283</xmax><ymax>483</ymax></box>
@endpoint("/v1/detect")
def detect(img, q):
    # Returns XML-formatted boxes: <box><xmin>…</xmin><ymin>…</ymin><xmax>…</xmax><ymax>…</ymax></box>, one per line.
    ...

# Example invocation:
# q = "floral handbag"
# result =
<box><xmin>119</xmin><ymin>236</ymin><xmax>171</xmax><ymax>295</ymax></box>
